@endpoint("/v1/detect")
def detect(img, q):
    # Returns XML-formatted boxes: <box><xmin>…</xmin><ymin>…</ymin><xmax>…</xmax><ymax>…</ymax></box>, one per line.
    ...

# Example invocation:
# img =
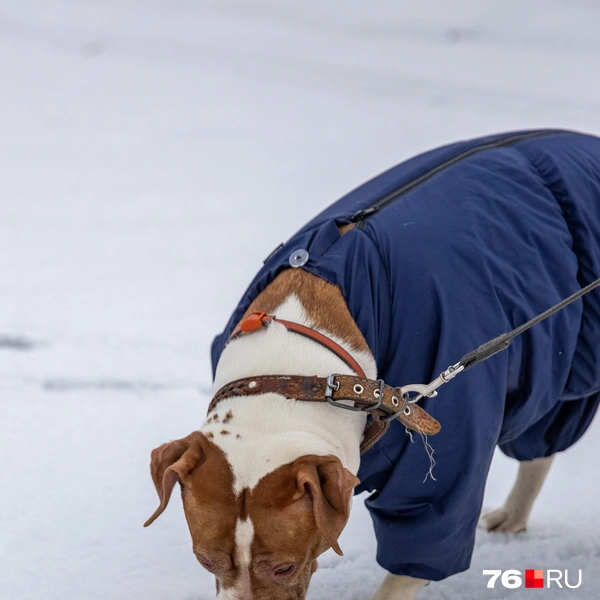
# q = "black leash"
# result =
<box><xmin>401</xmin><ymin>277</ymin><xmax>600</xmax><ymax>403</ymax></box>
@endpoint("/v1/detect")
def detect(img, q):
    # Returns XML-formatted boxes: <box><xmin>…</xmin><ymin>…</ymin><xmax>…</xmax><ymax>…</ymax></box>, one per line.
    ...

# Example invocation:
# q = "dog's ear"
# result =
<box><xmin>144</xmin><ymin>431</ymin><xmax>206</xmax><ymax>527</ymax></box>
<box><xmin>292</xmin><ymin>455</ymin><xmax>359</xmax><ymax>556</ymax></box>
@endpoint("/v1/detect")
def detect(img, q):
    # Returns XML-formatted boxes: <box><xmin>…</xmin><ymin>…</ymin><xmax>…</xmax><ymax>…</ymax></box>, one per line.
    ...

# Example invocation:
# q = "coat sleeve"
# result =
<box><xmin>356</xmin><ymin>366</ymin><xmax>506</xmax><ymax>580</ymax></box>
<box><xmin>354</xmin><ymin>214</ymin><xmax>510</xmax><ymax>581</ymax></box>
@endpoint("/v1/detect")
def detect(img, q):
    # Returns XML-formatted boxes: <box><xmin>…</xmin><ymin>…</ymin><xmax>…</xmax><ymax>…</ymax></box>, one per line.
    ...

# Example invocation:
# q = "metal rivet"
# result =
<box><xmin>373</xmin><ymin>389</ymin><xmax>380</xmax><ymax>399</ymax></box>
<box><xmin>403</xmin><ymin>406</ymin><xmax>411</xmax><ymax>415</ymax></box>
<box><xmin>392</xmin><ymin>396</ymin><xmax>399</xmax><ymax>407</ymax></box>
<box><xmin>248</xmin><ymin>381</ymin><xmax>257</xmax><ymax>389</ymax></box>
<box><xmin>289</xmin><ymin>248</ymin><xmax>309</xmax><ymax>268</ymax></box>
<box><xmin>353</xmin><ymin>384</ymin><xmax>364</xmax><ymax>394</ymax></box>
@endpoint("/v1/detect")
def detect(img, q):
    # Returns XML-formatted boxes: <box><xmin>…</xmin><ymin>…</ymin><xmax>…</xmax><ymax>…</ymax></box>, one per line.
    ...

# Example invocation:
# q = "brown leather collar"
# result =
<box><xmin>209</xmin><ymin>374</ymin><xmax>441</xmax><ymax>454</ymax></box>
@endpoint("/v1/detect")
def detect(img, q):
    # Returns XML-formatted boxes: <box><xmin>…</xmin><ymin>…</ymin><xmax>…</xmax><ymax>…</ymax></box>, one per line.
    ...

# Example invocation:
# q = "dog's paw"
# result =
<box><xmin>368</xmin><ymin>573</ymin><xmax>428</xmax><ymax>600</ymax></box>
<box><xmin>479</xmin><ymin>507</ymin><xmax>527</xmax><ymax>533</ymax></box>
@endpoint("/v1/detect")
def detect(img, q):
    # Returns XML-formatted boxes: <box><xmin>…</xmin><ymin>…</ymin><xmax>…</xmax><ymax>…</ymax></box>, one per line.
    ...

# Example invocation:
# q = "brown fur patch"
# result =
<box><xmin>220</xmin><ymin>430</ymin><xmax>230</xmax><ymax>436</ymax></box>
<box><xmin>177</xmin><ymin>436</ymin><xmax>239</xmax><ymax>592</ymax></box>
<box><xmin>338</xmin><ymin>222</ymin><xmax>356</xmax><ymax>235</ymax></box>
<box><xmin>223</xmin><ymin>410</ymin><xmax>234</xmax><ymax>424</ymax></box>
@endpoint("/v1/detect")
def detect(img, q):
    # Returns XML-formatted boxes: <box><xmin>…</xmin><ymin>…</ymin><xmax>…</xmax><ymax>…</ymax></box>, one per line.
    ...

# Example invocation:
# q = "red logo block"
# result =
<box><xmin>525</xmin><ymin>570</ymin><xmax>544</xmax><ymax>588</ymax></box>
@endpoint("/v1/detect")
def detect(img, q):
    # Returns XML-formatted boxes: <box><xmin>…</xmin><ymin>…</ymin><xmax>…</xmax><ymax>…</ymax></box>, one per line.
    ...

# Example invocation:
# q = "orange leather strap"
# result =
<box><xmin>230</xmin><ymin>311</ymin><xmax>366</xmax><ymax>378</ymax></box>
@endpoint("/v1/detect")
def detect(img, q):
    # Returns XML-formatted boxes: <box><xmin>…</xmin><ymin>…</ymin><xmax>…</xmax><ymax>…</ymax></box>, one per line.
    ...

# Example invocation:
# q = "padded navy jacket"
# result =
<box><xmin>211</xmin><ymin>130</ymin><xmax>600</xmax><ymax>581</ymax></box>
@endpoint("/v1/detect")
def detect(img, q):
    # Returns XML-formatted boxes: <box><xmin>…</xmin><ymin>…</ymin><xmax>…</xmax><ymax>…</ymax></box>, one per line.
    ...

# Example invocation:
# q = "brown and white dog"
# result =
<box><xmin>144</xmin><ymin>266</ymin><xmax>553</xmax><ymax>600</ymax></box>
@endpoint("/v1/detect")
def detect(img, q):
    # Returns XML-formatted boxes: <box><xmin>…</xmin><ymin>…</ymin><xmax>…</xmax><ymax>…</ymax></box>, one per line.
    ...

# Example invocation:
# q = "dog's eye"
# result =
<box><xmin>273</xmin><ymin>564</ymin><xmax>295</xmax><ymax>577</ymax></box>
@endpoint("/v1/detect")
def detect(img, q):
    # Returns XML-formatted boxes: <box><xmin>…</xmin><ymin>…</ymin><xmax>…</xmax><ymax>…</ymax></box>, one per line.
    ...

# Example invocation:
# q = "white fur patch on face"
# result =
<box><xmin>235</xmin><ymin>517</ymin><xmax>254</xmax><ymax>567</ymax></box>
<box><xmin>216</xmin><ymin>517</ymin><xmax>255</xmax><ymax>600</ymax></box>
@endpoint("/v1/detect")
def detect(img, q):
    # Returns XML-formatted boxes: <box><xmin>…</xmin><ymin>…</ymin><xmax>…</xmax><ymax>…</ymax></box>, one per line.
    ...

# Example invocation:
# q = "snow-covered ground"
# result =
<box><xmin>1</xmin><ymin>1</ymin><xmax>600</xmax><ymax>598</ymax></box>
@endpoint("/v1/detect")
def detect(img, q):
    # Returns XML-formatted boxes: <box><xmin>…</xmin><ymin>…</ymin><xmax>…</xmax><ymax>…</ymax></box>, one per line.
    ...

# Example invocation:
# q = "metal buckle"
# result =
<box><xmin>325</xmin><ymin>373</ymin><xmax>364</xmax><ymax>412</ymax></box>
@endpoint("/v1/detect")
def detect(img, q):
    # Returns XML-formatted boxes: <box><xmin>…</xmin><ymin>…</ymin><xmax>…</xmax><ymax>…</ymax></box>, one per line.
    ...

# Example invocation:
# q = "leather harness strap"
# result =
<box><xmin>230</xmin><ymin>311</ymin><xmax>366</xmax><ymax>378</ymax></box>
<box><xmin>208</xmin><ymin>374</ymin><xmax>441</xmax><ymax>454</ymax></box>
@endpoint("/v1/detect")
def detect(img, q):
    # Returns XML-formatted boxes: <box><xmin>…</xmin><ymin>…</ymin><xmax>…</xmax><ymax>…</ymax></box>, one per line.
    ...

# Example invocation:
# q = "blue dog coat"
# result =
<box><xmin>211</xmin><ymin>130</ymin><xmax>600</xmax><ymax>581</ymax></box>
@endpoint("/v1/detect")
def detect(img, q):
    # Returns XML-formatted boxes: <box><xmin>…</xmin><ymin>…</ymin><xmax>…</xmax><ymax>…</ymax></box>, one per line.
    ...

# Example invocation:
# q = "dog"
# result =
<box><xmin>145</xmin><ymin>130</ymin><xmax>600</xmax><ymax>600</ymax></box>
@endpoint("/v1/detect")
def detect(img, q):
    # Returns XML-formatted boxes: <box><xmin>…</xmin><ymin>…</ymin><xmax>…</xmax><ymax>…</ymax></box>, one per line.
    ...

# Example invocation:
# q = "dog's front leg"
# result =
<box><xmin>481</xmin><ymin>454</ymin><xmax>555</xmax><ymax>533</ymax></box>
<box><xmin>369</xmin><ymin>573</ymin><xmax>429</xmax><ymax>600</ymax></box>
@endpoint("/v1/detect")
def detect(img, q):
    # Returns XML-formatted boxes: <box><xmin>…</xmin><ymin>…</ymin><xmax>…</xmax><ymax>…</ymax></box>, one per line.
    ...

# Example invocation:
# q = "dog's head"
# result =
<box><xmin>144</xmin><ymin>431</ymin><xmax>358</xmax><ymax>599</ymax></box>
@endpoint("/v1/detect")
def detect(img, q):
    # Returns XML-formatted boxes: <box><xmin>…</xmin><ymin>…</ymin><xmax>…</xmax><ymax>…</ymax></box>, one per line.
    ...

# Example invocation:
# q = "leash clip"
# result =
<box><xmin>400</xmin><ymin>362</ymin><xmax>465</xmax><ymax>404</ymax></box>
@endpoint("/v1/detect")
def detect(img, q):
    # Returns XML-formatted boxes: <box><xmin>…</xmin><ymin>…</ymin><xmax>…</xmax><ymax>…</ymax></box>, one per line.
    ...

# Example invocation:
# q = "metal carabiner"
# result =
<box><xmin>400</xmin><ymin>362</ymin><xmax>464</xmax><ymax>404</ymax></box>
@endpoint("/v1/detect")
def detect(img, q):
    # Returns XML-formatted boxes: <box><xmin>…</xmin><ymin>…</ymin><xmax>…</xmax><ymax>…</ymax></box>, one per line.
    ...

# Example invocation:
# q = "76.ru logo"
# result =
<box><xmin>483</xmin><ymin>569</ymin><xmax>582</xmax><ymax>589</ymax></box>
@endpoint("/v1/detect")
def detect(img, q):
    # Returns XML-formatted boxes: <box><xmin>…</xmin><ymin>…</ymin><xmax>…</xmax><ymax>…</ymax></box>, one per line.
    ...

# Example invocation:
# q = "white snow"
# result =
<box><xmin>1</xmin><ymin>0</ymin><xmax>600</xmax><ymax>598</ymax></box>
